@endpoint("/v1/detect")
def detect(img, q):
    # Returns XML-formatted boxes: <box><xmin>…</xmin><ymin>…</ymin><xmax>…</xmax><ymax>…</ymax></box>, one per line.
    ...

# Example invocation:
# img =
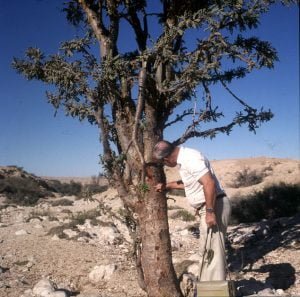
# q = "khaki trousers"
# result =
<box><xmin>198</xmin><ymin>196</ymin><xmax>231</xmax><ymax>281</ymax></box>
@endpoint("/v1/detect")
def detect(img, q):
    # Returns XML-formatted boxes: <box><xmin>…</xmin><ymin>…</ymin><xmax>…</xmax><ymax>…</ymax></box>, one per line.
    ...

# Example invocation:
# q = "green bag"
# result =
<box><xmin>196</xmin><ymin>227</ymin><xmax>235</xmax><ymax>297</ymax></box>
<box><xmin>197</xmin><ymin>280</ymin><xmax>235</xmax><ymax>297</ymax></box>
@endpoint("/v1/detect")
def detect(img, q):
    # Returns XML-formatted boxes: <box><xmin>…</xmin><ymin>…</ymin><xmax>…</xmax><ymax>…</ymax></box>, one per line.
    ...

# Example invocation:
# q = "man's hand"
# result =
<box><xmin>206</xmin><ymin>212</ymin><xmax>217</xmax><ymax>228</ymax></box>
<box><xmin>155</xmin><ymin>183</ymin><xmax>166</xmax><ymax>192</ymax></box>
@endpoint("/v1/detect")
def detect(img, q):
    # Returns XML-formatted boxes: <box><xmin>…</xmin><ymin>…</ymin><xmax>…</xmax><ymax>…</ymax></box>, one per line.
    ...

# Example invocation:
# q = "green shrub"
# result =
<box><xmin>48</xmin><ymin>198</ymin><xmax>74</xmax><ymax>207</ymax></box>
<box><xmin>47</xmin><ymin>208</ymin><xmax>107</xmax><ymax>238</ymax></box>
<box><xmin>0</xmin><ymin>177</ymin><xmax>53</xmax><ymax>206</ymax></box>
<box><xmin>231</xmin><ymin>183</ymin><xmax>300</xmax><ymax>224</ymax></box>
<box><xmin>230</xmin><ymin>167</ymin><xmax>265</xmax><ymax>188</ymax></box>
<box><xmin>71</xmin><ymin>208</ymin><xmax>104</xmax><ymax>225</ymax></box>
<box><xmin>47</xmin><ymin>179</ymin><xmax>82</xmax><ymax>196</ymax></box>
<box><xmin>79</xmin><ymin>184</ymin><xmax>108</xmax><ymax>201</ymax></box>
<box><xmin>84</xmin><ymin>183</ymin><xmax>108</xmax><ymax>194</ymax></box>
<box><xmin>27</xmin><ymin>209</ymin><xmax>58</xmax><ymax>222</ymax></box>
<box><xmin>170</xmin><ymin>209</ymin><xmax>195</xmax><ymax>221</ymax></box>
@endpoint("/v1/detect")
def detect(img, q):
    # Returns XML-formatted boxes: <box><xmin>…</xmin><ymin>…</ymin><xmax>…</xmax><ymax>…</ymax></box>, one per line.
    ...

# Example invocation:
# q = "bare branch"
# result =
<box><xmin>132</xmin><ymin>61</ymin><xmax>147</xmax><ymax>182</ymax></box>
<box><xmin>124</xmin><ymin>4</ymin><xmax>147</xmax><ymax>51</ymax></box>
<box><xmin>78</xmin><ymin>0</ymin><xmax>107</xmax><ymax>41</ymax></box>
<box><xmin>174</xmin><ymin>107</ymin><xmax>273</xmax><ymax>145</ymax></box>
<box><xmin>215</xmin><ymin>70</ymin><xmax>256</xmax><ymax>111</ymax></box>
<box><xmin>78</xmin><ymin>0</ymin><xmax>112</xmax><ymax>58</ymax></box>
<box><xmin>164</xmin><ymin>109</ymin><xmax>193</xmax><ymax>128</ymax></box>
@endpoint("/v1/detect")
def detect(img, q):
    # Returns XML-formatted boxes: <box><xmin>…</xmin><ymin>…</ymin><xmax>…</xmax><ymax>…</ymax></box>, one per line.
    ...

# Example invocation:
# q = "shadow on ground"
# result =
<box><xmin>227</xmin><ymin>213</ymin><xmax>300</xmax><ymax>295</ymax></box>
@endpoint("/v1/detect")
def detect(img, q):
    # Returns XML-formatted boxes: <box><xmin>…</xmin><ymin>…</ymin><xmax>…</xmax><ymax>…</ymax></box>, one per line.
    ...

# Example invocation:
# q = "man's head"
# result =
<box><xmin>153</xmin><ymin>140</ymin><xmax>178</xmax><ymax>167</ymax></box>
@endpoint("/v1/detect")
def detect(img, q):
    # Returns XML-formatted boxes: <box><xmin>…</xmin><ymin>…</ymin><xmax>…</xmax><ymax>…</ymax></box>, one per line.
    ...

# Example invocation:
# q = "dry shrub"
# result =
<box><xmin>229</xmin><ymin>167</ymin><xmax>265</xmax><ymax>188</ymax></box>
<box><xmin>0</xmin><ymin>177</ymin><xmax>53</xmax><ymax>206</ymax></box>
<box><xmin>231</xmin><ymin>183</ymin><xmax>300</xmax><ymax>224</ymax></box>
<box><xmin>48</xmin><ymin>198</ymin><xmax>74</xmax><ymax>207</ymax></box>
<box><xmin>170</xmin><ymin>209</ymin><xmax>195</xmax><ymax>222</ymax></box>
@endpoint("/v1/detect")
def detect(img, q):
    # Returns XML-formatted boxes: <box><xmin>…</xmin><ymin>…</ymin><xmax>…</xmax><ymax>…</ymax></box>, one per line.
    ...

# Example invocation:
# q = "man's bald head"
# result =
<box><xmin>153</xmin><ymin>140</ymin><xmax>175</xmax><ymax>160</ymax></box>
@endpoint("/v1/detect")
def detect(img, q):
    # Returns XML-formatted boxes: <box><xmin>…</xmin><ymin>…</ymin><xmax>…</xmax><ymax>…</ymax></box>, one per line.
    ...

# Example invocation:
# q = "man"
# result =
<box><xmin>153</xmin><ymin>140</ymin><xmax>231</xmax><ymax>281</ymax></box>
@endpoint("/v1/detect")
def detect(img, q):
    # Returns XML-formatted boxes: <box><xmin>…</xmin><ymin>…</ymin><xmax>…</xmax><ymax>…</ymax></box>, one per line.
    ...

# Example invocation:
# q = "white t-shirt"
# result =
<box><xmin>177</xmin><ymin>146</ymin><xmax>224</xmax><ymax>208</ymax></box>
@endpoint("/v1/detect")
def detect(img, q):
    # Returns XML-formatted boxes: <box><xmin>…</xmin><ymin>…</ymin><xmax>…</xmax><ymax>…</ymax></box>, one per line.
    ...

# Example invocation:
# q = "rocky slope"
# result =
<box><xmin>0</xmin><ymin>158</ymin><xmax>299</xmax><ymax>297</ymax></box>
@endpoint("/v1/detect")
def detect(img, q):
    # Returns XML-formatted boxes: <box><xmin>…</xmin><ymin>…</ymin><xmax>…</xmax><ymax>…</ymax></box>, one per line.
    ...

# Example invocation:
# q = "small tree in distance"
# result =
<box><xmin>13</xmin><ymin>1</ymin><xmax>296</xmax><ymax>296</ymax></box>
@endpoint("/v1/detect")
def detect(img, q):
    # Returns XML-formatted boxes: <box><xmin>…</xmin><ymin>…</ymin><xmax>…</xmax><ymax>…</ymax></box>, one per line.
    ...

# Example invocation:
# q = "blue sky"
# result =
<box><xmin>0</xmin><ymin>1</ymin><xmax>299</xmax><ymax>177</ymax></box>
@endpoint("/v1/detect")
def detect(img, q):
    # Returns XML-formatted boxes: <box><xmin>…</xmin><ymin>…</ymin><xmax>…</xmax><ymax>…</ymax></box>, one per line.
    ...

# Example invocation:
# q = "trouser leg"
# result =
<box><xmin>198</xmin><ymin>197</ymin><xmax>231</xmax><ymax>281</ymax></box>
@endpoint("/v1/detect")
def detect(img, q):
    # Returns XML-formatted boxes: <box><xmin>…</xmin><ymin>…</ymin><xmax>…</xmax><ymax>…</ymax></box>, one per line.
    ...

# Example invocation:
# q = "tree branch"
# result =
<box><xmin>164</xmin><ymin>109</ymin><xmax>194</xmax><ymax>128</ymax></box>
<box><xmin>174</xmin><ymin>108</ymin><xmax>273</xmax><ymax>146</ymax></box>
<box><xmin>132</xmin><ymin>60</ymin><xmax>147</xmax><ymax>183</ymax></box>
<box><xmin>124</xmin><ymin>4</ymin><xmax>147</xmax><ymax>51</ymax></box>
<box><xmin>78</xmin><ymin>0</ymin><xmax>111</xmax><ymax>58</ymax></box>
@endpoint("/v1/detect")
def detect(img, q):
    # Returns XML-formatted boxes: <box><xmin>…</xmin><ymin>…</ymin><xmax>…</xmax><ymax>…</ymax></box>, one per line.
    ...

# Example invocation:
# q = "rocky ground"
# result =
<box><xmin>0</xmin><ymin>157</ymin><xmax>299</xmax><ymax>297</ymax></box>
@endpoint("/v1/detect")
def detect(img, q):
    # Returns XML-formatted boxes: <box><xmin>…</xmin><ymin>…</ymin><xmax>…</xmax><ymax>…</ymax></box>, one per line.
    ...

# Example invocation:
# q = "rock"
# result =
<box><xmin>275</xmin><ymin>289</ymin><xmax>286</xmax><ymax>296</ymax></box>
<box><xmin>112</xmin><ymin>219</ymin><xmax>132</xmax><ymax>243</ymax></box>
<box><xmin>31</xmin><ymin>279</ymin><xmax>68</xmax><ymax>297</ymax></box>
<box><xmin>180</xmin><ymin>229</ymin><xmax>189</xmax><ymax>236</ymax></box>
<box><xmin>30</xmin><ymin>218</ymin><xmax>42</xmax><ymax>223</ymax></box>
<box><xmin>77</xmin><ymin>222</ymin><xmax>121</xmax><ymax>245</ymax></box>
<box><xmin>88</xmin><ymin>264</ymin><xmax>117</xmax><ymax>283</ymax></box>
<box><xmin>187</xmin><ymin>263</ymin><xmax>199</xmax><ymax>276</ymax></box>
<box><xmin>15</xmin><ymin>229</ymin><xmax>29</xmax><ymax>235</ymax></box>
<box><xmin>20</xmin><ymin>289</ymin><xmax>33</xmax><ymax>297</ymax></box>
<box><xmin>180</xmin><ymin>273</ymin><xmax>196</xmax><ymax>297</ymax></box>
<box><xmin>257</xmin><ymin>287</ymin><xmax>275</xmax><ymax>295</ymax></box>
<box><xmin>63</xmin><ymin>229</ymin><xmax>78</xmax><ymax>238</ymax></box>
<box><xmin>34</xmin><ymin>224</ymin><xmax>44</xmax><ymax>229</ymax></box>
<box><xmin>32</xmin><ymin>278</ymin><xmax>55</xmax><ymax>296</ymax></box>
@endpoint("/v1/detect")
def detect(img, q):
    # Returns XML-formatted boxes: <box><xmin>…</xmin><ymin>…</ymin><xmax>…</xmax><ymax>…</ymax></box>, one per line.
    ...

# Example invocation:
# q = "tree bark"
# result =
<box><xmin>136</xmin><ymin>185</ymin><xmax>183</xmax><ymax>297</ymax></box>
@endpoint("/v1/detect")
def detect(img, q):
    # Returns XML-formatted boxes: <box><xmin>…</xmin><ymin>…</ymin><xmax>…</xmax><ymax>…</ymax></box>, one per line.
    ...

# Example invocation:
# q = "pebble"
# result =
<box><xmin>15</xmin><ymin>229</ymin><xmax>29</xmax><ymax>235</ymax></box>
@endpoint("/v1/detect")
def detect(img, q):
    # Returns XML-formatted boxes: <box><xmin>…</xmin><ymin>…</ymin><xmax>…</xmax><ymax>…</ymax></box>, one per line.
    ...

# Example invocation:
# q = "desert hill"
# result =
<box><xmin>0</xmin><ymin>157</ymin><xmax>299</xmax><ymax>297</ymax></box>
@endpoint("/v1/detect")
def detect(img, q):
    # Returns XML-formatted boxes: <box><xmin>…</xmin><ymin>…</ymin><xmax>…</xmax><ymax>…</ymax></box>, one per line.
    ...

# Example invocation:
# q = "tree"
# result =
<box><xmin>12</xmin><ymin>1</ymin><xmax>296</xmax><ymax>296</ymax></box>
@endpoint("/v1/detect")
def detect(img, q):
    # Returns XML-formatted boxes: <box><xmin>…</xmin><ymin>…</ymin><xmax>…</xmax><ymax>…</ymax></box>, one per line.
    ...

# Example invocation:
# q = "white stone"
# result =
<box><xmin>20</xmin><ymin>289</ymin><xmax>33</xmax><ymax>297</ymax></box>
<box><xmin>112</xmin><ymin>219</ymin><xmax>132</xmax><ymax>243</ymax></box>
<box><xmin>88</xmin><ymin>264</ymin><xmax>117</xmax><ymax>283</ymax></box>
<box><xmin>51</xmin><ymin>235</ymin><xmax>60</xmax><ymax>241</ymax></box>
<box><xmin>32</xmin><ymin>278</ymin><xmax>55</xmax><ymax>296</ymax></box>
<box><xmin>172</xmin><ymin>257</ymin><xmax>180</xmax><ymax>264</ymax></box>
<box><xmin>15</xmin><ymin>229</ymin><xmax>29</xmax><ymax>235</ymax></box>
<box><xmin>34</xmin><ymin>224</ymin><xmax>43</xmax><ymax>229</ymax></box>
<box><xmin>78</xmin><ymin>224</ymin><xmax>120</xmax><ymax>244</ymax></box>
<box><xmin>63</xmin><ymin>229</ymin><xmax>78</xmax><ymax>238</ymax></box>
<box><xmin>180</xmin><ymin>229</ymin><xmax>189</xmax><ymax>236</ymax></box>
<box><xmin>77</xmin><ymin>237</ymin><xmax>88</xmax><ymax>243</ymax></box>
<box><xmin>257</xmin><ymin>288</ymin><xmax>275</xmax><ymax>296</ymax></box>
<box><xmin>275</xmin><ymin>289</ymin><xmax>286</xmax><ymax>295</ymax></box>
<box><xmin>30</xmin><ymin>218</ymin><xmax>42</xmax><ymax>223</ymax></box>
<box><xmin>187</xmin><ymin>263</ymin><xmax>199</xmax><ymax>276</ymax></box>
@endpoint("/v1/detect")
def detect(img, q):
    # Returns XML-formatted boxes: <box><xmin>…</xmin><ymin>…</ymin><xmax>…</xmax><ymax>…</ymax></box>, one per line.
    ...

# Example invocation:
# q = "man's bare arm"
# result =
<box><xmin>199</xmin><ymin>172</ymin><xmax>217</xmax><ymax>227</ymax></box>
<box><xmin>155</xmin><ymin>180</ymin><xmax>184</xmax><ymax>192</ymax></box>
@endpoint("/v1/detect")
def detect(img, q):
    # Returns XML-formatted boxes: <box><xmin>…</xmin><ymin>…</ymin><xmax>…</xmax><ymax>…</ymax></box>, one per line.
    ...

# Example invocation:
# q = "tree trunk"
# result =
<box><xmin>135</xmin><ymin>173</ymin><xmax>183</xmax><ymax>297</ymax></box>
